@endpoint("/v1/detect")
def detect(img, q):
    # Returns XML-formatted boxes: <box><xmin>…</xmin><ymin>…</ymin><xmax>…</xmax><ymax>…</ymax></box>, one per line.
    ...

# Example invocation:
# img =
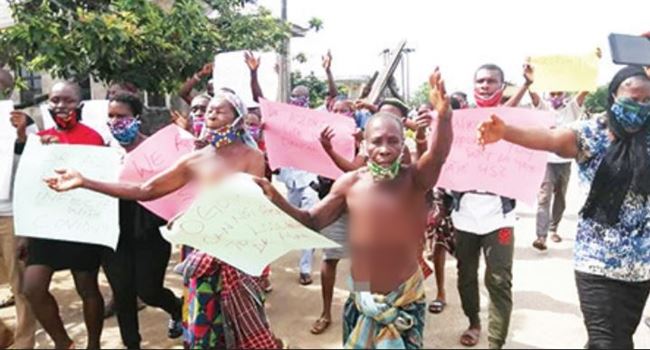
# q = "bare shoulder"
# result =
<box><xmin>331</xmin><ymin>169</ymin><xmax>363</xmax><ymax>194</ymax></box>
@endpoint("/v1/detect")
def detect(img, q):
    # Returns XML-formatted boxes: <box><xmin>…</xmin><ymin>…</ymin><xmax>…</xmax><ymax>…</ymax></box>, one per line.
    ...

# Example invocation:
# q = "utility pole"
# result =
<box><xmin>278</xmin><ymin>0</ymin><xmax>290</xmax><ymax>102</ymax></box>
<box><xmin>402</xmin><ymin>48</ymin><xmax>415</xmax><ymax>102</ymax></box>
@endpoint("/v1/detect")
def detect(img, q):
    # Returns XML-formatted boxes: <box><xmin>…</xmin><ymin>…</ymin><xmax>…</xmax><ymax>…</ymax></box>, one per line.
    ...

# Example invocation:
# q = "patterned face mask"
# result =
<box><xmin>610</xmin><ymin>97</ymin><xmax>650</xmax><ymax>132</ymax></box>
<box><xmin>108</xmin><ymin>116</ymin><xmax>141</xmax><ymax>145</ymax></box>
<box><xmin>203</xmin><ymin>124</ymin><xmax>242</xmax><ymax>149</ymax></box>
<box><xmin>289</xmin><ymin>95</ymin><xmax>310</xmax><ymax>108</ymax></box>
<box><xmin>366</xmin><ymin>144</ymin><xmax>405</xmax><ymax>182</ymax></box>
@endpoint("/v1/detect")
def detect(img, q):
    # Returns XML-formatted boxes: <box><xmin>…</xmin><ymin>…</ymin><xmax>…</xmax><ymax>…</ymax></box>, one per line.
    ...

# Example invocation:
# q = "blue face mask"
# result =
<box><xmin>108</xmin><ymin>117</ymin><xmax>141</xmax><ymax>145</ymax></box>
<box><xmin>610</xmin><ymin>97</ymin><xmax>650</xmax><ymax>132</ymax></box>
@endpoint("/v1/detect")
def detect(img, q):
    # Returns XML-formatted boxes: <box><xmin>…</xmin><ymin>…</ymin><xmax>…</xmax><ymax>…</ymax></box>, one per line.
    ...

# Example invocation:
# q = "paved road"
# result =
<box><xmin>2</xmin><ymin>168</ymin><xmax>650</xmax><ymax>348</ymax></box>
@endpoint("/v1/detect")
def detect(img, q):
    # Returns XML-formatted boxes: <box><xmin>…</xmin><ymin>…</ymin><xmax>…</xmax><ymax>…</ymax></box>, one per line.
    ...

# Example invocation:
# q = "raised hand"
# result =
<box><xmin>40</xmin><ymin>135</ymin><xmax>60</xmax><ymax>144</ymax></box>
<box><xmin>415</xmin><ymin>111</ymin><xmax>433</xmax><ymax>130</ymax></box>
<box><xmin>476</xmin><ymin>114</ymin><xmax>506</xmax><ymax>148</ymax></box>
<box><xmin>199</xmin><ymin>63</ymin><xmax>214</xmax><ymax>78</ymax></box>
<box><xmin>523</xmin><ymin>57</ymin><xmax>534</xmax><ymax>86</ymax></box>
<box><xmin>354</xmin><ymin>99</ymin><xmax>378</xmax><ymax>113</ymax></box>
<box><xmin>319</xmin><ymin>126</ymin><xmax>335</xmax><ymax>152</ymax></box>
<box><xmin>428</xmin><ymin>68</ymin><xmax>451</xmax><ymax>120</ymax></box>
<box><xmin>44</xmin><ymin>168</ymin><xmax>84</xmax><ymax>192</ymax></box>
<box><xmin>244</xmin><ymin>51</ymin><xmax>261</xmax><ymax>72</ymax></box>
<box><xmin>322</xmin><ymin>50</ymin><xmax>332</xmax><ymax>71</ymax></box>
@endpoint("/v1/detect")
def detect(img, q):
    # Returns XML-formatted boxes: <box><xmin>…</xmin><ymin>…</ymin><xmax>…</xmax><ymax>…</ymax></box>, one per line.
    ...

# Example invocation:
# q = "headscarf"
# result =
<box><xmin>205</xmin><ymin>92</ymin><xmax>258</xmax><ymax>150</ymax></box>
<box><xmin>581</xmin><ymin>66</ymin><xmax>650</xmax><ymax>226</ymax></box>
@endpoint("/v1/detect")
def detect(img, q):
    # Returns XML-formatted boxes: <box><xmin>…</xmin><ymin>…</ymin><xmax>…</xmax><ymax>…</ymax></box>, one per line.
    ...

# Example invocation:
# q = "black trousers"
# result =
<box><xmin>103</xmin><ymin>233</ymin><xmax>181</xmax><ymax>349</ymax></box>
<box><xmin>575</xmin><ymin>271</ymin><xmax>650</xmax><ymax>349</ymax></box>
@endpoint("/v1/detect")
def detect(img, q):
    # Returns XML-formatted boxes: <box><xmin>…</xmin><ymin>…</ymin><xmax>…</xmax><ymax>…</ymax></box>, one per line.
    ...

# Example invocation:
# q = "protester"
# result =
<box><xmin>179</xmin><ymin>63</ymin><xmax>215</xmax><ymax>105</ymax></box>
<box><xmin>255</xmin><ymin>69</ymin><xmax>453</xmax><ymax>348</ymax></box>
<box><xmin>452</xmin><ymin>64</ymin><xmax>516</xmax><ymax>349</ymax></box>
<box><xmin>21</xmin><ymin>81</ymin><xmax>105</xmax><ymax>349</ymax></box>
<box><xmin>101</xmin><ymin>93</ymin><xmax>183</xmax><ymax>349</ymax></box>
<box><xmin>477</xmin><ymin>65</ymin><xmax>650</xmax><ymax>349</ymax></box>
<box><xmin>246</xmin><ymin>51</ymin><xmax>320</xmax><ymax>285</ymax></box>
<box><xmin>45</xmin><ymin>91</ymin><xmax>282</xmax><ymax>349</ymax></box>
<box><xmin>0</xmin><ymin>73</ymin><xmax>38</xmax><ymax>349</ymax></box>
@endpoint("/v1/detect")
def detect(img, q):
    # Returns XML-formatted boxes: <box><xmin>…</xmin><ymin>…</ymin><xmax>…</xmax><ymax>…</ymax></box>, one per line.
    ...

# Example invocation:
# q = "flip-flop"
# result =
<box><xmin>299</xmin><ymin>273</ymin><xmax>313</xmax><ymax>286</ymax></box>
<box><xmin>532</xmin><ymin>238</ymin><xmax>547</xmax><ymax>251</ymax></box>
<box><xmin>310</xmin><ymin>317</ymin><xmax>331</xmax><ymax>335</ymax></box>
<box><xmin>428</xmin><ymin>299</ymin><xmax>446</xmax><ymax>314</ymax></box>
<box><xmin>551</xmin><ymin>233</ymin><xmax>562</xmax><ymax>243</ymax></box>
<box><xmin>460</xmin><ymin>328</ymin><xmax>480</xmax><ymax>347</ymax></box>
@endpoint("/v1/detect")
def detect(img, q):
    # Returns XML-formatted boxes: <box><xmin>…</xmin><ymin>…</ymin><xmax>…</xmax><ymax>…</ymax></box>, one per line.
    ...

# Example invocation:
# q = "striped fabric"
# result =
<box><xmin>344</xmin><ymin>270</ymin><xmax>426</xmax><ymax>349</ymax></box>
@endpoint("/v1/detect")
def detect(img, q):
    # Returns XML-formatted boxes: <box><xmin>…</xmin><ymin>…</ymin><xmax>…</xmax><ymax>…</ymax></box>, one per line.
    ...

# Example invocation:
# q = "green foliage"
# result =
<box><xmin>409</xmin><ymin>81</ymin><xmax>430</xmax><ymax>107</ymax></box>
<box><xmin>584</xmin><ymin>85</ymin><xmax>608</xmax><ymax>115</ymax></box>
<box><xmin>308</xmin><ymin>17</ymin><xmax>323</xmax><ymax>32</ymax></box>
<box><xmin>290</xmin><ymin>71</ymin><xmax>327</xmax><ymax>108</ymax></box>
<box><xmin>293</xmin><ymin>52</ymin><xmax>307</xmax><ymax>64</ymax></box>
<box><xmin>0</xmin><ymin>0</ymin><xmax>290</xmax><ymax>93</ymax></box>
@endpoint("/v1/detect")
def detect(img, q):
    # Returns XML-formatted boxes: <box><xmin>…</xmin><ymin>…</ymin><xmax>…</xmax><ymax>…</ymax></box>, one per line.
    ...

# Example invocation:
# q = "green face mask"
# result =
<box><xmin>367</xmin><ymin>159</ymin><xmax>401</xmax><ymax>181</ymax></box>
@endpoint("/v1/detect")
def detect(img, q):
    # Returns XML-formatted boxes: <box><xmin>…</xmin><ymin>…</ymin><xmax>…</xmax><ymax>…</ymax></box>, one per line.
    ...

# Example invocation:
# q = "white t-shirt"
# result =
<box><xmin>536</xmin><ymin>97</ymin><xmax>583</xmax><ymax>163</ymax></box>
<box><xmin>451</xmin><ymin>192</ymin><xmax>516</xmax><ymax>235</ymax></box>
<box><xmin>0</xmin><ymin>125</ymin><xmax>38</xmax><ymax>217</ymax></box>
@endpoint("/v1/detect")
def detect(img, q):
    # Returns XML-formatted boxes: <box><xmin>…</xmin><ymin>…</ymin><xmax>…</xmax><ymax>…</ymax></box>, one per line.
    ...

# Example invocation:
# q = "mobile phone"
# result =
<box><xmin>608</xmin><ymin>33</ymin><xmax>650</xmax><ymax>66</ymax></box>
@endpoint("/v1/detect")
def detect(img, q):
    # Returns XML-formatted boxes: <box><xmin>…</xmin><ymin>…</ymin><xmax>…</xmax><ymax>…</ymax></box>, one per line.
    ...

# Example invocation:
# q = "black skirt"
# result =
<box><xmin>27</xmin><ymin>238</ymin><xmax>105</xmax><ymax>272</ymax></box>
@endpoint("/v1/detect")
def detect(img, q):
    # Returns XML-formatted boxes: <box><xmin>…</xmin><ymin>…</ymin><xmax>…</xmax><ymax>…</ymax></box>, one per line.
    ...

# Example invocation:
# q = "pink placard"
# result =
<box><xmin>119</xmin><ymin>124</ymin><xmax>197</xmax><ymax>220</ymax></box>
<box><xmin>260</xmin><ymin>99</ymin><xmax>356</xmax><ymax>179</ymax></box>
<box><xmin>436</xmin><ymin>107</ymin><xmax>555</xmax><ymax>205</ymax></box>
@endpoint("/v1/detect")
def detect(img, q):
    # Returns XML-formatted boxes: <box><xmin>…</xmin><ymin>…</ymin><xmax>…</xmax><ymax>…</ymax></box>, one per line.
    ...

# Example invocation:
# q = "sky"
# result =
<box><xmin>254</xmin><ymin>0</ymin><xmax>648</xmax><ymax>100</ymax></box>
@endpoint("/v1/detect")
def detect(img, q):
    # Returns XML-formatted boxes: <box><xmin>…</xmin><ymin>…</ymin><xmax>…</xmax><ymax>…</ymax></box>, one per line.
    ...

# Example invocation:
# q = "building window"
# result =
<box><xmin>19</xmin><ymin>67</ymin><xmax>42</xmax><ymax>103</ymax></box>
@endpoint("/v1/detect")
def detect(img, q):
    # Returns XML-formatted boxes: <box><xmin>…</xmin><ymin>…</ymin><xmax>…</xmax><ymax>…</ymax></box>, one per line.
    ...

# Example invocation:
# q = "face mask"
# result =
<box><xmin>247</xmin><ymin>125</ymin><xmax>262</xmax><ymax>141</ymax></box>
<box><xmin>290</xmin><ymin>95</ymin><xmax>310</xmax><ymax>108</ymax></box>
<box><xmin>549</xmin><ymin>96</ymin><xmax>566</xmax><ymax>110</ymax></box>
<box><xmin>204</xmin><ymin>124</ymin><xmax>242</xmax><ymax>149</ymax></box>
<box><xmin>610</xmin><ymin>97</ymin><xmax>650</xmax><ymax>132</ymax></box>
<box><xmin>190</xmin><ymin>112</ymin><xmax>205</xmax><ymax>137</ymax></box>
<box><xmin>108</xmin><ymin>116</ymin><xmax>141</xmax><ymax>145</ymax></box>
<box><xmin>473</xmin><ymin>89</ymin><xmax>504</xmax><ymax>108</ymax></box>
<box><xmin>49</xmin><ymin>107</ymin><xmax>81</xmax><ymax>130</ymax></box>
<box><xmin>366</xmin><ymin>144</ymin><xmax>404</xmax><ymax>182</ymax></box>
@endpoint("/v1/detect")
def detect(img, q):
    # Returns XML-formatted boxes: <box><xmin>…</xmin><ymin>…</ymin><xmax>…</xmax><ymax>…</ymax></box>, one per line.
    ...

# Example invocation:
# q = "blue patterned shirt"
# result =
<box><xmin>571</xmin><ymin>116</ymin><xmax>650</xmax><ymax>282</ymax></box>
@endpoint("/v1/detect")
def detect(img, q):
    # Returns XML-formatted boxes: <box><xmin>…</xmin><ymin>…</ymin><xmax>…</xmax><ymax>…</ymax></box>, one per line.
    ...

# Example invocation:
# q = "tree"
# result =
<box><xmin>0</xmin><ymin>0</ymin><xmax>291</xmax><ymax>93</ymax></box>
<box><xmin>308</xmin><ymin>17</ymin><xmax>323</xmax><ymax>32</ymax></box>
<box><xmin>584</xmin><ymin>85</ymin><xmax>608</xmax><ymax>115</ymax></box>
<box><xmin>290</xmin><ymin>71</ymin><xmax>327</xmax><ymax>108</ymax></box>
<box><xmin>409</xmin><ymin>81</ymin><xmax>430</xmax><ymax>107</ymax></box>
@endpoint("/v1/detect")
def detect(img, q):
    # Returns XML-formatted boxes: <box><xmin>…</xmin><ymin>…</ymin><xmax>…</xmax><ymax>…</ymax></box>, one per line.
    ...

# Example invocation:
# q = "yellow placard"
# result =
<box><xmin>530</xmin><ymin>53</ymin><xmax>599</xmax><ymax>92</ymax></box>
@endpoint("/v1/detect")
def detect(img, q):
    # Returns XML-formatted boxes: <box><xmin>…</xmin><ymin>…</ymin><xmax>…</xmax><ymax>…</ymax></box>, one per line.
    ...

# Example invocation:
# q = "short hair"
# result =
<box><xmin>110</xmin><ymin>92</ymin><xmax>143</xmax><ymax>117</ymax></box>
<box><xmin>474</xmin><ymin>64</ymin><xmax>505</xmax><ymax>84</ymax></box>
<box><xmin>451</xmin><ymin>91</ymin><xmax>467</xmax><ymax>100</ymax></box>
<box><xmin>364</xmin><ymin>111</ymin><xmax>405</xmax><ymax>138</ymax></box>
<box><xmin>52</xmin><ymin>80</ymin><xmax>82</xmax><ymax>101</ymax></box>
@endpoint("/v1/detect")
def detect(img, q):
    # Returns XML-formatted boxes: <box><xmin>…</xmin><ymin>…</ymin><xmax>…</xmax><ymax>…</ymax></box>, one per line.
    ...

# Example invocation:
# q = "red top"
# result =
<box><xmin>38</xmin><ymin>123</ymin><xmax>104</xmax><ymax>146</ymax></box>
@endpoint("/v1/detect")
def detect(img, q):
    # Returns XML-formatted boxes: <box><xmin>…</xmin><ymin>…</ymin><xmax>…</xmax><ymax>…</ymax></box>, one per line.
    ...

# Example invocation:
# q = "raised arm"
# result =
<box><xmin>179</xmin><ymin>63</ymin><xmax>213</xmax><ymax>105</ymax></box>
<box><xmin>414</xmin><ymin>69</ymin><xmax>453</xmax><ymax>191</ymax></box>
<box><xmin>45</xmin><ymin>152</ymin><xmax>196</xmax><ymax>201</ymax></box>
<box><xmin>319</xmin><ymin>126</ymin><xmax>366</xmax><ymax>172</ymax></box>
<box><xmin>323</xmin><ymin>51</ymin><xmax>337</xmax><ymax>100</ymax></box>
<box><xmin>477</xmin><ymin>114</ymin><xmax>578</xmax><ymax>159</ymax></box>
<box><xmin>245</xmin><ymin>51</ymin><xmax>264</xmax><ymax>102</ymax></box>
<box><xmin>413</xmin><ymin>111</ymin><xmax>433</xmax><ymax>160</ymax></box>
<box><xmin>255</xmin><ymin>172</ymin><xmax>352</xmax><ymax>231</ymax></box>
<box><xmin>504</xmin><ymin>61</ymin><xmax>534</xmax><ymax>107</ymax></box>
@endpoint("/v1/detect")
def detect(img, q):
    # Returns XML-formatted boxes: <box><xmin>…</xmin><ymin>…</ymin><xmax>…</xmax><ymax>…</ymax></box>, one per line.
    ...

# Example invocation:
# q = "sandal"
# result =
<box><xmin>460</xmin><ymin>327</ymin><xmax>481</xmax><ymax>347</ymax></box>
<box><xmin>550</xmin><ymin>233</ymin><xmax>562</xmax><ymax>243</ymax></box>
<box><xmin>532</xmin><ymin>238</ymin><xmax>547</xmax><ymax>251</ymax></box>
<box><xmin>310</xmin><ymin>317</ymin><xmax>331</xmax><ymax>335</ymax></box>
<box><xmin>428</xmin><ymin>299</ymin><xmax>446</xmax><ymax>314</ymax></box>
<box><xmin>299</xmin><ymin>273</ymin><xmax>313</xmax><ymax>286</ymax></box>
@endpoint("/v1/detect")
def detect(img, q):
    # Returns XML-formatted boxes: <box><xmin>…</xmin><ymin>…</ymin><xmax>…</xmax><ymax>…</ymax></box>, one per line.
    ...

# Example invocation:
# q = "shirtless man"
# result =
<box><xmin>45</xmin><ymin>92</ymin><xmax>281</xmax><ymax>349</ymax></box>
<box><xmin>256</xmin><ymin>70</ymin><xmax>453</xmax><ymax>348</ymax></box>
